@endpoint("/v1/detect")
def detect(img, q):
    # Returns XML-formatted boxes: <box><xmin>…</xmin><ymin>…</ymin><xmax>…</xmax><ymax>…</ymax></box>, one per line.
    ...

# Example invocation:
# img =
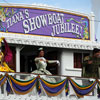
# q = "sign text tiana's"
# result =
<box><xmin>0</xmin><ymin>6</ymin><xmax>90</xmax><ymax>40</ymax></box>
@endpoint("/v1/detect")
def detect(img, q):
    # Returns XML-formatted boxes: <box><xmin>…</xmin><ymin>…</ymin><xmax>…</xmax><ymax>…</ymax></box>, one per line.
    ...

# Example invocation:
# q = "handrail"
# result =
<box><xmin>0</xmin><ymin>71</ymin><xmax>99</xmax><ymax>99</ymax></box>
<box><xmin>0</xmin><ymin>71</ymin><xmax>98</xmax><ymax>80</ymax></box>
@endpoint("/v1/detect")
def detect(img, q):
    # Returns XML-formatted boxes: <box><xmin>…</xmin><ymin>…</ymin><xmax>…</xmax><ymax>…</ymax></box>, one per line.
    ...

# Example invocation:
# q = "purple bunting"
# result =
<box><xmin>0</xmin><ymin>76</ymin><xmax>6</xmax><ymax>85</ymax></box>
<box><xmin>39</xmin><ymin>79</ymin><xmax>66</xmax><ymax>94</ymax></box>
<box><xmin>10</xmin><ymin>78</ymin><xmax>37</xmax><ymax>93</ymax></box>
<box><xmin>69</xmin><ymin>80</ymin><xmax>96</xmax><ymax>96</ymax></box>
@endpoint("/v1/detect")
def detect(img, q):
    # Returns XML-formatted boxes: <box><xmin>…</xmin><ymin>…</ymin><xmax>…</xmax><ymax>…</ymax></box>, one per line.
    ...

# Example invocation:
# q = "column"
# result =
<box><xmin>16</xmin><ymin>46</ymin><xmax>20</xmax><ymax>72</ymax></box>
<box><xmin>90</xmin><ymin>12</ymin><xmax>95</xmax><ymax>42</ymax></box>
<box><xmin>58</xmin><ymin>49</ymin><xmax>74</xmax><ymax>97</ymax></box>
<box><xmin>59</xmin><ymin>49</ymin><xmax>73</xmax><ymax>76</ymax></box>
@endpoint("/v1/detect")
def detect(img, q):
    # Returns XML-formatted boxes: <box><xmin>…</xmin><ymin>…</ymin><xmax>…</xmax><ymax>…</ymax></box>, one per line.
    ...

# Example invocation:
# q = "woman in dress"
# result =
<box><xmin>32</xmin><ymin>48</ymin><xmax>60</xmax><ymax>83</ymax></box>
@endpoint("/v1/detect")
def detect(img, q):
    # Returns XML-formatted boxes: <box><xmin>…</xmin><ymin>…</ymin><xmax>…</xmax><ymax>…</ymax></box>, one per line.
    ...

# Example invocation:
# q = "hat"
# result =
<box><xmin>84</xmin><ymin>56</ymin><xmax>90</xmax><ymax>61</ymax></box>
<box><xmin>38</xmin><ymin>47</ymin><xmax>43</xmax><ymax>51</ymax></box>
<box><xmin>93</xmin><ymin>48</ymin><xmax>100</xmax><ymax>54</ymax></box>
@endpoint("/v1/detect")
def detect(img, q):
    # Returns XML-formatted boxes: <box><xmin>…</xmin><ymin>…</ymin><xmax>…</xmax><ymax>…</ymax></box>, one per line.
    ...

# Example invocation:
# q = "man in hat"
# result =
<box><xmin>82</xmin><ymin>48</ymin><xmax>100</xmax><ymax>78</ymax></box>
<box><xmin>82</xmin><ymin>55</ymin><xmax>93</xmax><ymax>78</ymax></box>
<box><xmin>92</xmin><ymin>48</ymin><xmax>100</xmax><ymax>78</ymax></box>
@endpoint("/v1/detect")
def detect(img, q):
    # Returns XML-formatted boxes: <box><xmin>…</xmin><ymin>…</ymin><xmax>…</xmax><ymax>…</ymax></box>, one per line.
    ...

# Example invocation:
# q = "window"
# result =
<box><xmin>74</xmin><ymin>53</ymin><xmax>90</xmax><ymax>68</ymax></box>
<box><xmin>74</xmin><ymin>53</ymin><xmax>82</xmax><ymax>68</ymax></box>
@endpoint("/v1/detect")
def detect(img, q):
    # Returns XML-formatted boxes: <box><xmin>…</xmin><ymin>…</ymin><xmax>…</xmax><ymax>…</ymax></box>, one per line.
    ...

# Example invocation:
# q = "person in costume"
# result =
<box><xmin>31</xmin><ymin>48</ymin><xmax>60</xmax><ymax>82</ymax></box>
<box><xmin>82</xmin><ymin>48</ymin><xmax>100</xmax><ymax>78</ymax></box>
<box><xmin>92</xmin><ymin>48</ymin><xmax>100</xmax><ymax>78</ymax></box>
<box><xmin>82</xmin><ymin>55</ymin><xmax>92</xmax><ymax>78</ymax></box>
<box><xmin>0</xmin><ymin>37</ymin><xmax>14</xmax><ymax>72</ymax></box>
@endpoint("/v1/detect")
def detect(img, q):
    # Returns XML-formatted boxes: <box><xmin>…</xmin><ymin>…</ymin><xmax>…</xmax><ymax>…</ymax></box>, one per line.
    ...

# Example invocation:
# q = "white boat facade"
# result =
<box><xmin>0</xmin><ymin>3</ymin><xmax>100</xmax><ymax>100</ymax></box>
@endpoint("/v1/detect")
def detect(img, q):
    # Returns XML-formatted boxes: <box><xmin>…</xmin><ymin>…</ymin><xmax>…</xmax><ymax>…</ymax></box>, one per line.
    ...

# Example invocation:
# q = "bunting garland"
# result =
<box><xmin>69</xmin><ymin>78</ymin><xmax>97</xmax><ymax>97</ymax></box>
<box><xmin>36</xmin><ymin>77</ymin><xmax>41</xmax><ymax>94</ymax></box>
<box><xmin>0</xmin><ymin>75</ymin><xmax>7</xmax><ymax>86</ymax></box>
<box><xmin>8</xmin><ymin>75</ymin><xmax>36</xmax><ymax>86</ymax></box>
<box><xmin>8</xmin><ymin>75</ymin><xmax>37</xmax><ymax>95</ymax></box>
<box><xmin>39</xmin><ymin>78</ymin><xmax>68</xmax><ymax>96</ymax></box>
<box><xmin>0</xmin><ymin>74</ymin><xmax>100</xmax><ymax>98</ymax></box>
<box><xmin>65</xmin><ymin>79</ymin><xmax>69</xmax><ymax>96</ymax></box>
<box><xmin>97</xmin><ymin>81</ymin><xmax>100</xmax><ymax>98</ymax></box>
<box><xmin>6</xmin><ymin>79</ymin><xmax>12</xmax><ymax>93</ymax></box>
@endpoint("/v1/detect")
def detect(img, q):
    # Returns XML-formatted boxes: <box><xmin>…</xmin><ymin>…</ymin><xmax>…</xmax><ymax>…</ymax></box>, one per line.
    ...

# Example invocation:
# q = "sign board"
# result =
<box><xmin>0</xmin><ymin>6</ymin><xmax>90</xmax><ymax>40</ymax></box>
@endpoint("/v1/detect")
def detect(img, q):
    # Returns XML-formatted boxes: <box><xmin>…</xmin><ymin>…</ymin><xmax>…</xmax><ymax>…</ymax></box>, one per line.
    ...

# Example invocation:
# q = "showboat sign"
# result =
<box><xmin>0</xmin><ymin>5</ymin><xmax>90</xmax><ymax>40</ymax></box>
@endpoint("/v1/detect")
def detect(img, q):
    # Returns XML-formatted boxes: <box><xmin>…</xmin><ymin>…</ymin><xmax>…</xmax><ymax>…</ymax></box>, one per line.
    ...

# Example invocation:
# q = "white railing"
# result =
<box><xmin>0</xmin><ymin>71</ymin><xmax>99</xmax><ymax>100</ymax></box>
<box><xmin>0</xmin><ymin>94</ymin><xmax>99</xmax><ymax>100</ymax></box>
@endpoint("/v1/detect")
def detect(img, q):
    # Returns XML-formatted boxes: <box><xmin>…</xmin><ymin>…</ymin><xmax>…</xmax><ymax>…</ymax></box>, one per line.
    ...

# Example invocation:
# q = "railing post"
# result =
<box><xmin>4</xmin><ymin>82</ymin><xmax>7</xmax><ymax>96</ymax></box>
<box><xmin>16</xmin><ymin>46</ymin><xmax>21</xmax><ymax>73</ymax></box>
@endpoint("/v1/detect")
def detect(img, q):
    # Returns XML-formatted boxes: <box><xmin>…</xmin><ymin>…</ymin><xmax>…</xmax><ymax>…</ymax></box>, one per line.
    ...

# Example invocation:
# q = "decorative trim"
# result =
<box><xmin>0</xmin><ymin>33</ymin><xmax>99</xmax><ymax>50</ymax></box>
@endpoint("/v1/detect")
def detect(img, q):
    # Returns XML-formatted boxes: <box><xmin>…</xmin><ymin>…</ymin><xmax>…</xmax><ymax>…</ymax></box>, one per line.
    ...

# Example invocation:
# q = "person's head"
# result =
<box><xmin>38</xmin><ymin>48</ymin><xmax>44</xmax><ymax>57</ymax></box>
<box><xmin>93</xmin><ymin>48</ymin><xmax>100</xmax><ymax>57</ymax></box>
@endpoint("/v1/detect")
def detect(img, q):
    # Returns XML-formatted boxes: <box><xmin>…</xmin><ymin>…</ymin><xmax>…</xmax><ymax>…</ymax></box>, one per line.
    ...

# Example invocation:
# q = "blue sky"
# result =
<box><xmin>0</xmin><ymin>0</ymin><xmax>91</xmax><ymax>14</ymax></box>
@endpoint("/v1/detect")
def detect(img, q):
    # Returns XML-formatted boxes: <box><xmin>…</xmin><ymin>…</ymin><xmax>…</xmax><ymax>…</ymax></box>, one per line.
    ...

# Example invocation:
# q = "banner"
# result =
<box><xmin>0</xmin><ymin>6</ymin><xmax>90</xmax><ymax>40</ymax></box>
